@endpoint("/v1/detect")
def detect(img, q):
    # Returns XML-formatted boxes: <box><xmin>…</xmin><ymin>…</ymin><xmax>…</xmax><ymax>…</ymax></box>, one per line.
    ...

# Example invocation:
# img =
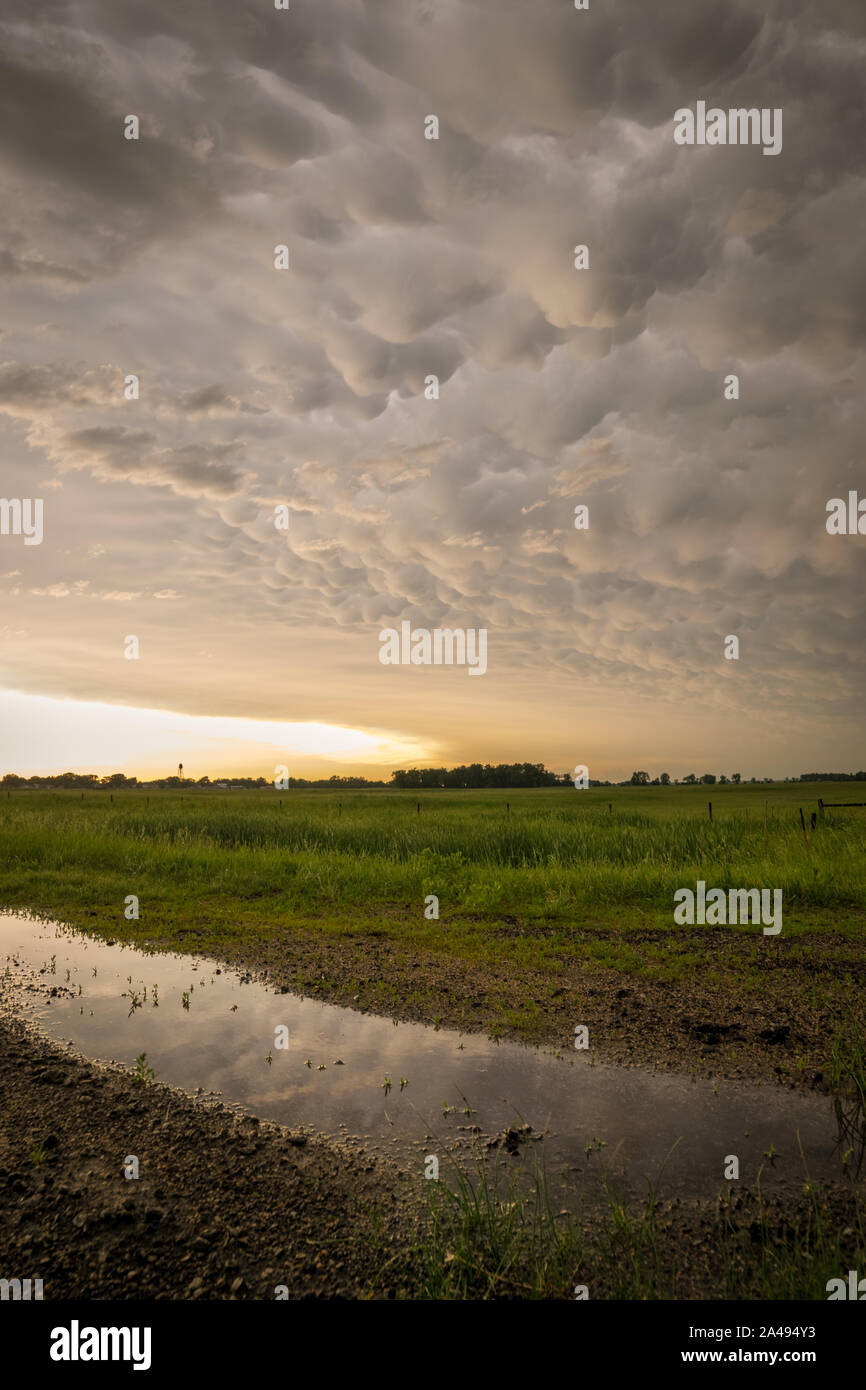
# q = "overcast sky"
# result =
<box><xmin>1</xmin><ymin>0</ymin><xmax>864</xmax><ymax>780</ymax></box>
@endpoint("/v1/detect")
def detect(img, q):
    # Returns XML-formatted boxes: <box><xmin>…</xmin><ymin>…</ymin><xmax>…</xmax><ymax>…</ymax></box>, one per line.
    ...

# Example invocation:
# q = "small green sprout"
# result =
<box><xmin>132</xmin><ymin>1053</ymin><xmax>157</xmax><ymax>1085</ymax></box>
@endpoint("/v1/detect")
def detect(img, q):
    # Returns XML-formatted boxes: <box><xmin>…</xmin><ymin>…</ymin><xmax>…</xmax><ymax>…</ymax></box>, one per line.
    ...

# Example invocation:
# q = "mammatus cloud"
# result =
<box><xmin>0</xmin><ymin>0</ymin><xmax>863</xmax><ymax>776</ymax></box>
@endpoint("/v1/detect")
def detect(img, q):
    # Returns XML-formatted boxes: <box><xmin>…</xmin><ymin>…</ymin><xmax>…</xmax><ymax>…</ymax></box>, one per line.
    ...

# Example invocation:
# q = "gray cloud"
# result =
<box><xmin>1</xmin><ymin>0</ymin><xmax>864</xmax><ymax>773</ymax></box>
<box><xmin>61</xmin><ymin>427</ymin><xmax>248</xmax><ymax>497</ymax></box>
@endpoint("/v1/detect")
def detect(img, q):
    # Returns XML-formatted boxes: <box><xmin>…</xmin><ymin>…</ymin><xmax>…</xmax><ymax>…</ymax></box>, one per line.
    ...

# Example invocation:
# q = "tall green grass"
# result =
<box><xmin>1</xmin><ymin>787</ymin><xmax>863</xmax><ymax>919</ymax></box>
<box><xmin>406</xmin><ymin>1141</ymin><xmax>866</xmax><ymax>1299</ymax></box>
<box><xmin>829</xmin><ymin>1023</ymin><xmax>866</xmax><ymax>1177</ymax></box>
<box><xmin>414</xmin><ymin>1149</ymin><xmax>583</xmax><ymax>1299</ymax></box>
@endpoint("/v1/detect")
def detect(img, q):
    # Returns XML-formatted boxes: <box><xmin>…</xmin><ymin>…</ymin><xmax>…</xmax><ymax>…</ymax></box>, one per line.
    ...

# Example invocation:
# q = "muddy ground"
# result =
<box><xmin>3</xmin><ymin>915</ymin><xmax>864</xmax><ymax>1300</ymax></box>
<box><xmin>2</xmin><ymin>1008</ymin><xmax>863</xmax><ymax>1300</ymax></box>
<box><xmin>0</xmin><ymin>1014</ymin><xmax>419</xmax><ymax>1300</ymax></box>
<box><xmin>165</xmin><ymin>924</ymin><xmax>851</xmax><ymax>1091</ymax></box>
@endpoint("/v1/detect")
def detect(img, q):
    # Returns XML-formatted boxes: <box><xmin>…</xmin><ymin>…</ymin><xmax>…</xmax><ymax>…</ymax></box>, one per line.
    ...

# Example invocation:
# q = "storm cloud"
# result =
<box><xmin>0</xmin><ymin>0</ymin><xmax>863</xmax><ymax>777</ymax></box>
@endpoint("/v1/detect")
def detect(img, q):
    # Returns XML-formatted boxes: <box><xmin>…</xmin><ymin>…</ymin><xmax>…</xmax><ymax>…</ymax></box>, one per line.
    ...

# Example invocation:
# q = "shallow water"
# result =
<box><xmin>0</xmin><ymin>913</ymin><xmax>849</xmax><ymax>1205</ymax></box>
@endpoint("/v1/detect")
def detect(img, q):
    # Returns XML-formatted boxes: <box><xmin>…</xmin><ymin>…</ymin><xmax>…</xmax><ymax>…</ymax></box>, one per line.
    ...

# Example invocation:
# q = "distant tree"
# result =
<box><xmin>800</xmin><ymin>771</ymin><xmax>866</xmax><ymax>782</ymax></box>
<box><xmin>659</xmin><ymin>772</ymin><xmax>671</xmax><ymax>786</ymax></box>
<box><xmin>731</xmin><ymin>773</ymin><xmax>741</xmax><ymax>784</ymax></box>
<box><xmin>630</xmin><ymin>770</ymin><xmax>650</xmax><ymax>786</ymax></box>
<box><xmin>701</xmin><ymin>773</ymin><xmax>716</xmax><ymax>785</ymax></box>
<box><xmin>391</xmin><ymin>762</ymin><xmax>561</xmax><ymax>789</ymax></box>
<box><xmin>719</xmin><ymin>775</ymin><xmax>728</xmax><ymax>784</ymax></box>
<box><xmin>683</xmin><ymin>773</ymin><xmax>697</xmax><ymax>784</ymax></box>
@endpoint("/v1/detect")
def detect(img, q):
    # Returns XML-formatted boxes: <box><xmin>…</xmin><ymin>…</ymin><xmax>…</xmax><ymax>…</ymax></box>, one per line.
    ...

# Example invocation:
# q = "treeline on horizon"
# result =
<box><xmin>2</xmin><ymin>765</ymin><xmax>865</xmax><ymax>790</ymax></box>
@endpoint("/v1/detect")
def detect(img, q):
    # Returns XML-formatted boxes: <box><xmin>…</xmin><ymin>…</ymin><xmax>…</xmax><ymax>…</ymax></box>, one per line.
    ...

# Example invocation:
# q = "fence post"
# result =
<box><xmin>818</xmin><ymin>798</ymin><xmax>825</xmax><ymax>821</ymax></box>
<box><xmin>708</xmin><ymin>801</ymin><xmax>713</xmax><ymax>822</ymax></box>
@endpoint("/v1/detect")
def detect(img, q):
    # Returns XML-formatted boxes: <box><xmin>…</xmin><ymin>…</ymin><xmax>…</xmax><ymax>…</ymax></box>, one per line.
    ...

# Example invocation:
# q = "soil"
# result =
<box><xmin>3</xmin><ymin>919</ymin><xmax>863</xmax><ymax>1301</ymax></box>
<box><xmin>0</xmin><ymin>1014</ymin><xmax>418</xmax><ymax>1300</ymax></box>
<box><xmin>2</xmin><ymin>1007</ymin><xmax>863</xmax><ymax>1301</ymax></box>
<box><xmin>180</xmin><ymin>924</ymin><xmax>854</xmax><ymax>1091</ymax></box>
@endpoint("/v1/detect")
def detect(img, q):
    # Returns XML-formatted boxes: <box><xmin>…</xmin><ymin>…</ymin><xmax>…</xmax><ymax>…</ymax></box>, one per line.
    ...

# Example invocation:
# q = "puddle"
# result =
<box><xmin>0</xmin><ymin>913</ymin><xmax>851</xmax><ymax>1205</ymax></box>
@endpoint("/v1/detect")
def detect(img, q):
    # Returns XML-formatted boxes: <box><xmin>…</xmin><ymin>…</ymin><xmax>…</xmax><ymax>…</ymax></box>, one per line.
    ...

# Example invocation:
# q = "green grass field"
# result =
<box><xmin>1</xmin><ymin>782</ymin><xmax>864</xmax><ymax>1069</ymax></box>
<box><xmin>1</xmin><ymin>780</ymin><xmax>862</xmax><ymax>930</ymax></box>
<box><xmin>2</xmin><ymin>780</ymin><xmax>865</xmax><ymax>1298</ymax></box>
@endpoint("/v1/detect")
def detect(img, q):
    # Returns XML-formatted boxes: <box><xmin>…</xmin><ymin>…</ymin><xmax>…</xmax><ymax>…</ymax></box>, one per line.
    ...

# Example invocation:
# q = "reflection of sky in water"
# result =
<box><xmin>0</xmin><ymin>914</ymin><xmax>844</xmax><ymax>1203</ymax></box>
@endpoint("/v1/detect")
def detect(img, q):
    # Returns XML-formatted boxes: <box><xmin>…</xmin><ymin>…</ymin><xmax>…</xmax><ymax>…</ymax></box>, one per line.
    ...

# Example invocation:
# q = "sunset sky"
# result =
<box><xmin>1</xmin><ymin>0</ymin><xmax>864</xmax><ymax>781</ymax></box>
